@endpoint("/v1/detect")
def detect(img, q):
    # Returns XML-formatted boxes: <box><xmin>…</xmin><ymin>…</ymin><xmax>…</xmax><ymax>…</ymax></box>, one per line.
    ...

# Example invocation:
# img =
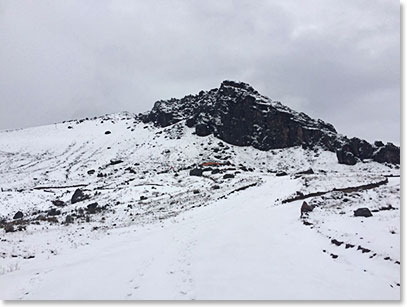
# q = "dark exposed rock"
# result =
<box><xmin>379</xmin><ymin>204</ymin><xmax>396</xmax><ymax>211</ymax></box>
<box><xmin>212</xmin><ymin>185</ymin><xmax>220</xmax><ymax>190</ymax></box>
<box><xmin>71</xmin><ymin>189</ymin><xmax>89</xmax><ymax>204</ymax></box>
<box><xmin>276</xmin><ymin>171</ymin><xmax>288</xmax><ymax>177</ymax></box>
<box><xmin>47</xmin><ymin>208</ymin><xmax>61</xmax><ymax>216</ymax></box>
<box><xmin>357</xmin><ymin>245</ymin><xmax>371</xmax><ymax>253</ymax></box>
<box><xmin>189</xmin><ymin>168</ymin><xmax>203</xmax><ymax>176</ymax></box>
<box><xmin>336</xmin><ymin>146</ymin><xmax>358</xmax><ymax>165</ymax></box>
<box><xmin>125</xmin><ymin>167</ymin><xmax>136</xmax><ymax>174</ymax></box>
<box><xmin>13</xmin><ymin>211</ymin><xmax>23</xmax><ymax>219</ymax></box>
<box><xmin>354</xmin><ymin>208</ymin><xmax>373</xmax><ymax>218</ymax></box>
<box><xmin>337</xmin><ymin>138</ymin><xmax>400</xmax><ymax>165</ymax></box>
<box><xmin>223</xmin><ymin>174</ymin><xmax>235</xmax><ymax>179</ymax></box>
<box><xmin>87</xmin><ymin>169</ymin><xmax>95</xmax><ymax>175</ymax></box>
<box><xmin>110</xmin><ymin>159</ymin><xmax>123</xmax><ymax>165</ymax></box>
<box><xmin>86</xmin><ymin>203</ymin><xmax>99</xmax><ymax>214</ymax></box>
<box><xmin>140</xmin><ymin>196</ymin><xmax>148</xmax><ymax>201</ymax></box>
<box><xmin>195</xmin><ymin>124</ymin><xmax>212</xmax><ymax>137</ymax></box>
<box><xmin>5</xmin><ymin>224</ymin><xmax>15</xmax><ymax>233</ymax></box>
<box><xmin>296</xmin><ymin>168</ymin><xmax>314</xmax><ymax>175</ymax></box>
<box><xmin>52</xmin><ymin>200</ymin><xmax>66</xmax><ymax>207</ymax></box>
<box><xmin>331</xmin><ymin>239</ymin><xmax>344</xmax><ymax>246</ymax></box>
<box><xmin>300</xmin><ymin>201</ymin><xmax>314</xmax><ymax>218</ymax></box>
<box><xmin>348</xmin><ymin>137</ymin><xmax>374</xmax><ymax>160</ymax></box>
<box><xmin>140</xmin><ymin>80</ymin><xmax>399</xmax><ymax>165</ymax></box>
<box><xmin>65</xmin><ymin>215</ymin><xmax>74</xmax><ymax>224</ymax></box>
<box><xmin>372</xmin><ymin>143</ymin><xmax>400</xmax><ymax>164</ymax></box>
<box><xmin>374</xmin><ymin>141</ymin><xmax>384</xmax><ymax>147</ymax></box>
<box><xmin>142</xmin><ymin>80</ymin><xmax>340</xmax><ymax>152</ymax></box>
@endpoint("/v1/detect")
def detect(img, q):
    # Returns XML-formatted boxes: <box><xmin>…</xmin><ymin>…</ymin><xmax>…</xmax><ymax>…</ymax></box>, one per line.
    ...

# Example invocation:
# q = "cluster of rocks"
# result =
<box><xmin>140</xmin><ymin>80</ymin><xmax>399</xmax><ymax>166</ymax></box>
<box><xmin>336</xmin><ymin>138</ymin><xmax>399</xmax><ymax>165</ymax></box>
<box><xmin>2</xmin><ymin>188</ymin><xmax>97</xmax><ymax>233</ymax></box>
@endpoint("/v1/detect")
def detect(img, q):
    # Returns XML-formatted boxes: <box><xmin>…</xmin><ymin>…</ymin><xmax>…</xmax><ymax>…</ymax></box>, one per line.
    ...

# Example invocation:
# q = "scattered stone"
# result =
<box><xmin>378</xmin><ymin>204</ymin><xmax>396</xmax><ymax>211</ymax></box>
<box><xmin>140</xmin><ymin>196</ymin><xmax>148</xmax><ymax>201</ymax></box>
<box><xmin>189</xmin><ymin>168</ymin><xmax>203</xmax><ymax>176</ymax></box>
<box><xmin>276</xmin><ymin>171</ymin><xmax>288</xmax><ymax>177</ymax></box>
<box><xmin>297</xmin><ymin>168</ymin><xmax>314</xmax><ymax>175</ymax></box>
<box><xmin>87</xmin><ymin>203</ymin><xmax>99</xmax><ymax>214</ymax></box>
<box><xmin>65</xmin><ymin>215</ymin><xmax>74</xmax><ymax>224</ymax></box>
<box><xmin>4</xmin><ymin>224</ymin><xmax>15</xmax><ymax>233</ymax></box>
<box><xmin>211</xmin><ymin>185</ymin><xmax>220</xmax><ymax>190</ymax></box>
<box><xmin>331</xmin><ymin>239</ymin><xmax>344</xmax><ymax>247</ymax></box>
<box><xmin>13</xmin><ymin>211</ymin><xmax>23</xmax><ymax>219</ymax></box>
<box><xmin>345</xmin><ymin>243</ymin><xmax>355</xmax><ymax>249</ymax></box>
<box><xmin>104</xmin><ymin>131</ymin><xmax>111</xmax><ymax>135</ymax></box>
<box><xmin>357</xmin><ymin>245</ymin><xmax>371</xmax><ymax>253</ymax></box>
<box><xmin>110</xmin><ymin>159</ymin><xmax>123</xmax><ymax>165</ymax></box>
<box><xmin>52</xmin><ymin>200</ymin><xmax>66</xmax><ymax>207</ymax></box>
<box><xmin>47</xmin><ymin>208</ymin><xmax>61</xmax><ymax>216</ymax></box>
<box><xmin>125</xmin><ymin>167</ymin><xmax>136</xmax><ymax>174</ymax></box>
<box><xmin>330</xmin><ymin>254</ymin><xmax>338</xmax><ymax>259</ymax></box>
<box><xmin>71</xmin><ymin>189</ymin><xmax>89</xmax><ymax>204</ymax></box>
<box><xmin>87</xmin><ymin>169</ymin><xmax>95</xmax><ymax>175</ymax></box>
<box><xmin>300</xmin><ymin>201</ymin><xmax>314</xmax><ymax>218</ymax></box>
<box><xmin>354</xmin><ymin>208</ymin><xmax>372</xmax><ymax>218</ymax></box>
<box><xmin>193</xmin><ymin>189</ymin><xmax>200</xmax><ymax>194</ymax></box>
<box><xmin>223</xmin><ymin>174</ymin><xmax>235</xmax><ymax>179</ymax></box>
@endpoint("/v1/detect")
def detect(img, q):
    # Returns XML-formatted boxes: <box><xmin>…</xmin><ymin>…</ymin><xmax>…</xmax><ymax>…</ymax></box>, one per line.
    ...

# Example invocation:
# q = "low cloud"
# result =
<box><xmin>0</xmin><ymin>0</ymin><xmax>399</xmax><ymax>143</ymax></box>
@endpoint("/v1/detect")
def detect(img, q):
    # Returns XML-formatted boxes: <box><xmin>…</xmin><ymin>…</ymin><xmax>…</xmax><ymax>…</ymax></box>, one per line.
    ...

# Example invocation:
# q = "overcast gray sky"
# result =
<box><xmin>0</xmin><ymin>0</ymin><xmax>400</xmax><ymax>144</ymax></box>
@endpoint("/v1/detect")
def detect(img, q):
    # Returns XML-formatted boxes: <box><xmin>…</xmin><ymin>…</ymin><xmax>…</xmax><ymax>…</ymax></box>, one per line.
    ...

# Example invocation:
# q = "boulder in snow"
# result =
<box><xmin>71</xmin><ymin>189</ymin><xmax>89</xmax><ymax>204</ymax></box>
<box><xmin>189</xmin><ymin>168</ymin><xmax>203</xmax><ymax>176</ymax></box>
<box><xmin>354</xmin><ymin>208</ymin><xmax>373</xmax><ymax>218</ymax></box>
<box><xmin>300</xmin><ymin>201</ymin><xmax>314</xmax><ymax>218</ymax></box>
<box><xmin>13</xmin><ymin>211</ymin><xmax>23</xmax><ymax>219</ymax></box>
<box><xmin>52</xmin><ymin>200</ymin><xmax>66</xmax><ymax>207</ymax></box>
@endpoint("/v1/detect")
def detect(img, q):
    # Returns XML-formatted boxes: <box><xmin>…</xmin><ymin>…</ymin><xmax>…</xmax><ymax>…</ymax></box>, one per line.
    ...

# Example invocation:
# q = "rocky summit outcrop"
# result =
<box><xmin>141</xmin><ymin>80</ymin><xmax>399</xmax><ymax>165</ymax></box>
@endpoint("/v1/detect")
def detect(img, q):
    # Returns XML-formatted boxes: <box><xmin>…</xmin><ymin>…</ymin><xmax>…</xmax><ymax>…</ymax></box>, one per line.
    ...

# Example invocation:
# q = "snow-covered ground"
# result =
<box><xmin>0</xmin><ymin>113</ymin><xmax>400</xmax><ymax>300</ymax></box>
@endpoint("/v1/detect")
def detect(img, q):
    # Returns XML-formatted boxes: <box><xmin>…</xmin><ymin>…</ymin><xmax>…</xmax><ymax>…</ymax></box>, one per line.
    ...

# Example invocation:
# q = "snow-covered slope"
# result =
<box><xmin>0</xmin><ymin>111</ymin><xmax>400</xmax><ymax>300</ymax></box>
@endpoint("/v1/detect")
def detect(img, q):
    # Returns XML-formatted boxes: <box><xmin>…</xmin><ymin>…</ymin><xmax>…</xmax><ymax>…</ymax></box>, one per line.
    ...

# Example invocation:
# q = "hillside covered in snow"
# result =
<box><xmin>0</xmin><ymin>82</ymin><xmax>400</xmax><ymax>300</ymax></box>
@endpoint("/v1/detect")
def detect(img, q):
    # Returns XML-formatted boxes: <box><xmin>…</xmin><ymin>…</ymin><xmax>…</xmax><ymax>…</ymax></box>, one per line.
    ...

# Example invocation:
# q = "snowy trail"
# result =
<box><xmin>0</xmin><ymin>177</ymin><xmax>399</xmax><ymax>300</ymax></box>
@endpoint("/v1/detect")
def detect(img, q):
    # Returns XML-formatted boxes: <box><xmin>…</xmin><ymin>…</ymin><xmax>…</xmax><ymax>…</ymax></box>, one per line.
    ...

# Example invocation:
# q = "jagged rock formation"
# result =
<box><xmin>336</xmin><ymin>138</ymin><xmax>400</xmax><ymax>165</ymax></box>
<box><xmin>141</xmin><ymin>80</ymin><xmax>399</xmax><ymax>165</ymax></box>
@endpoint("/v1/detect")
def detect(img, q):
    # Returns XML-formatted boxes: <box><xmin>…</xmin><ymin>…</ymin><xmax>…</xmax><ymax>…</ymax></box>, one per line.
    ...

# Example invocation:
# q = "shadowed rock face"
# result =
<box><xmin>141</xmin><ymin>80</ymin><xmax>399</xmax><ymax>165</ymax></box>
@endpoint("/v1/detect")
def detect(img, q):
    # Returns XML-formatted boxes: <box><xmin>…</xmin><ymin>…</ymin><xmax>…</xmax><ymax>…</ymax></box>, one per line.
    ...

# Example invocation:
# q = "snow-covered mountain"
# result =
<box><xmin>0</xmin><ymin>81</ymin><xmax>400</xmax><ymax>300</ymax></box>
